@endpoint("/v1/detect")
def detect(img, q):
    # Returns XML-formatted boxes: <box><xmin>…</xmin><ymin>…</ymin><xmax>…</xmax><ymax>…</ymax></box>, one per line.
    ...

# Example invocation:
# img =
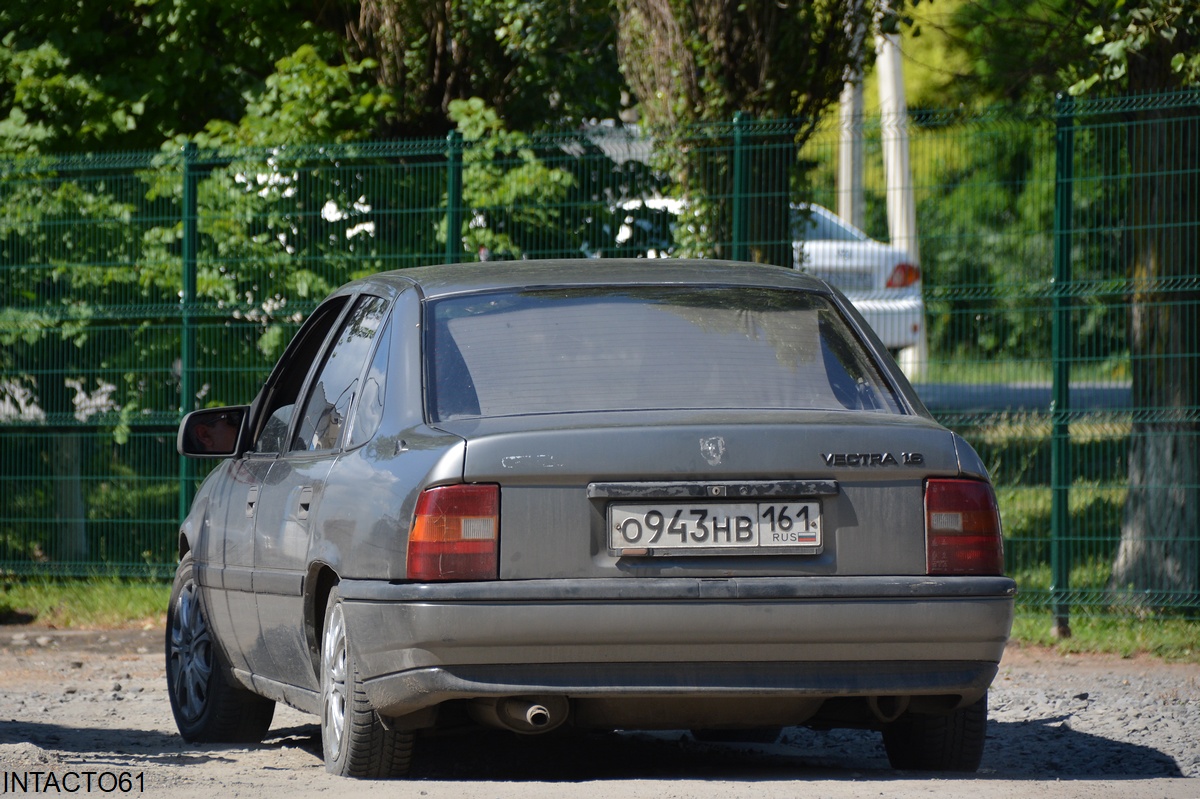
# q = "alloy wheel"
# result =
<box><xmin>167</xmin><ymin>581</ymin><xmax>213</xmax><ymax>723</ymax></box>
<box><xmin>321</xmin><ymin>602</ymin><xmax>349</xmax><ymax>760</ymax></box>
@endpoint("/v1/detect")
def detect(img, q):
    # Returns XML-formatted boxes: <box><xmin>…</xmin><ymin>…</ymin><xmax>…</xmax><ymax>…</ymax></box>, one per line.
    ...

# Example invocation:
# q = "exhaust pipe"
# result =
<box><xmin>868</xmin><ymin>695</ymin><xmax>910</xmax><ymax>723</ymax></box>
<box><xmin>521</xmin><ymin>703</ymin><xmax>552</xmax><ymax>728</ymax></box>
<box><xmin>470</xmin><ymin>696</ymin><xmax>569</xmax><ymax>734</ymax></box>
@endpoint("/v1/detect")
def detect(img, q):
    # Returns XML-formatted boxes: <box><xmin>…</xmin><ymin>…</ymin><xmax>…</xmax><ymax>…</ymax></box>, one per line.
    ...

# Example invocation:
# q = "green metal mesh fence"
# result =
<box><xmin>2</xmin><ymin>91</ymin><xmax>1197</xmax><ymax>624</ymax></box>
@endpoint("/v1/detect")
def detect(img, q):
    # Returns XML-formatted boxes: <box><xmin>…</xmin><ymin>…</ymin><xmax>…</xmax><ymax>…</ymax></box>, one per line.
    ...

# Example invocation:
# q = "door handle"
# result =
<box><xmin>297</xmin><ymin>486</ymin><xmax>313</xmax><ymax>520</ymax></box>
<box><xmin>246</xmin><ymin>486</ymin><xmax>259</xmax><ymax>518</ymax></box>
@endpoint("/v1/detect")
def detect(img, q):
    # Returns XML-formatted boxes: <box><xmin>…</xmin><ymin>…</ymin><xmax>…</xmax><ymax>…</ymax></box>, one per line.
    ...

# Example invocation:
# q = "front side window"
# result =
<box><xmin>292</xmin><ymin>295</ymin><xmax>390</xmax><ymax>452</ymax></box>
<box><xmin>426</xmin><ymin>286</ymin><xmax>901</xmax><ymax>421</ymax></box>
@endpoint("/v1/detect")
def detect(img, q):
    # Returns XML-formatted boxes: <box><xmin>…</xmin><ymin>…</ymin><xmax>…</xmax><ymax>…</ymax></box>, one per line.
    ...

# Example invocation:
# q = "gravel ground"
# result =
<box><xmin>0</xmin><ymin>627</ymin><xmax>1197</xmax><ymax>798</ymax></box>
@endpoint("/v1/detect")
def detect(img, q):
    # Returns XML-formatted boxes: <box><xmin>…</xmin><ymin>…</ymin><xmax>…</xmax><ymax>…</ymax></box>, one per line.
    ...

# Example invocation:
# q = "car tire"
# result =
<box><xmin>321</xmin><ymin>586</ymin><xmax>414</xmax><ymax>778</ymax></box>
<box><xmin>881</xmin><ymin>692</ymin><xmax>987</xmax><ymax>772</ymax></box>
<box><xmin>165</xmin><ymin>552</ymin><xmax>275</xmax><ymax>743</ymax></box>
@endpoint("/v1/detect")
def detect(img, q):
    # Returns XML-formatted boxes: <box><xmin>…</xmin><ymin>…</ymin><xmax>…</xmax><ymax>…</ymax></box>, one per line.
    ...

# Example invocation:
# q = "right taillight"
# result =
<box><xmin>925</xmin><ymin>479</ymin><xmax>1004</xmax><ymax>575</ymax></box>
<box><xmin>885</xmin><ymin>262</ymin><xmax>921</xmax><ymax>288</ymax></box>
<box><xmin>406</xmin><ymin>484</ymin><xmax>499</xmax><ymax>581</ymax></box>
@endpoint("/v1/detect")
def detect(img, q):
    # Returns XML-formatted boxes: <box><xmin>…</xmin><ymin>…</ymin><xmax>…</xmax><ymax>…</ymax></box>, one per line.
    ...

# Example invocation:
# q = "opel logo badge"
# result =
<box><xmin>700</xmin><ymin>436</ymin><xmax>726</xmax><ymax>466</ymax></box>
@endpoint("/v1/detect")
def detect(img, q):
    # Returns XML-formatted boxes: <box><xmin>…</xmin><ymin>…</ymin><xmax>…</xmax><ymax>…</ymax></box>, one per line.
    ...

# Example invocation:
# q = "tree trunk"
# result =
<box><xmin>37</xmin><ymin>344</ymin><xmax>91</xmax><ymax>565</ymax></box>
<box><xmin>50</xmin><ymin>432</ymin><xmax>89</xmax><ymax>563</ymax></box>
<box><xmin>1110</xmin><ymin>97</ymin><xmax>1200</xmax><ymax>606</ymax></box>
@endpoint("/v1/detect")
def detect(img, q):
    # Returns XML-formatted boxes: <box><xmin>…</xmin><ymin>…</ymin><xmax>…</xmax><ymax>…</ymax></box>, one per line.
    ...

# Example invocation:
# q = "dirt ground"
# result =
<box><xmin>0</xmin><ymin>625</ymin><xmax>1197</xmax><ymax>799</ymax></box>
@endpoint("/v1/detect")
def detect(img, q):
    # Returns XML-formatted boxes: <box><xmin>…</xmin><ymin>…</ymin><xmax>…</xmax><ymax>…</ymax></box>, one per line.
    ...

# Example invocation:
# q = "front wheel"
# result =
<box><xmin>881</xmin><ymin>693</ymin><xmax>988</xmax><ymax>772</ymax></box>
<box><xmin>165</xmin><ymin>552</ymin><xmax>275</xmax><ymax>742</ymax></box>
<box><xmin>321</xmin><ymin>586</ymin><xmax>414</xmax><ymax>778</ymax></box>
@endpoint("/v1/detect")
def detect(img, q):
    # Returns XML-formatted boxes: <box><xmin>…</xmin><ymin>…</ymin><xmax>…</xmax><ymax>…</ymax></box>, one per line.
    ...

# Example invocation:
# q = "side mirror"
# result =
<box><xmin>178</xmin><ymin>406</ymin><xmax>251</xmax><ymax>459</ymax></box>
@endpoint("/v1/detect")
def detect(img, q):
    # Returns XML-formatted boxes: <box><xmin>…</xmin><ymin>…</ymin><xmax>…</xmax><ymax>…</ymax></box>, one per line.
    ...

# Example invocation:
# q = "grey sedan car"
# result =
<box><xmin>169</xmin><ymin>259</ymin><xmax>1014</xmax><ymax>779</ymax></box>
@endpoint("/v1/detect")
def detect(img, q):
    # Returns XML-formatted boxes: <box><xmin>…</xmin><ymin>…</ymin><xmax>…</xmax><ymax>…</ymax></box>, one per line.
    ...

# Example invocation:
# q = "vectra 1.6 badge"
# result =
<box><xmin>822</xmin><ymin>452</ymin><xmax>925</xmax><ymax>466</ymax></box>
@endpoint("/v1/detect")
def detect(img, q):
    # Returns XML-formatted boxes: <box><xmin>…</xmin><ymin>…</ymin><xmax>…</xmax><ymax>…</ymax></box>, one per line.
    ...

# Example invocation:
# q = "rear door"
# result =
<box><xmin>254</xmin><ymin>294</ymin><xmax>392</xmax><ymax>690</ymax></box>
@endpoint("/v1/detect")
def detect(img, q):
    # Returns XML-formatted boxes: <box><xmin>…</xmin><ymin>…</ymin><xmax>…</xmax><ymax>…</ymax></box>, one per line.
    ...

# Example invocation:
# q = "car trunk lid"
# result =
<box><xmin>436</xmin><ymin>410</ymin><xmax>962</xmax><ymax>581</ymax></box>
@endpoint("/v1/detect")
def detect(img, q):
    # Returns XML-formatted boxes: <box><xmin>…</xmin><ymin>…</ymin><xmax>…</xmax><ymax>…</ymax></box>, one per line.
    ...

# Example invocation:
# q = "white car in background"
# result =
<box><xmin>606</xmin><ymin>199</ymin><xmax>924</xmax><ymax>361</ymax></box>
<box><xmin>792</xmin><ymin>204</ymin><xmax>924</xmax><ymax>358</ymax></box>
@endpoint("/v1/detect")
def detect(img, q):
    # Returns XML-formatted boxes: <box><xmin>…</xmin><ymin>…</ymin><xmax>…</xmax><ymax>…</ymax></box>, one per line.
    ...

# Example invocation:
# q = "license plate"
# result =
<box><xmin>608</xmin><ymin>501</ymin><xmax>822</xmax><ymax>555</ymax></box>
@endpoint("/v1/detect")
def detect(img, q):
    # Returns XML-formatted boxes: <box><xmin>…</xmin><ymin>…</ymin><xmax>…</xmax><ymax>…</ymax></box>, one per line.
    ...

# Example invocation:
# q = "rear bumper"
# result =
<box><xmin>338</xmin><ymin>575</ymin><xmax>1015</xmax><ymax>719</ymax></box>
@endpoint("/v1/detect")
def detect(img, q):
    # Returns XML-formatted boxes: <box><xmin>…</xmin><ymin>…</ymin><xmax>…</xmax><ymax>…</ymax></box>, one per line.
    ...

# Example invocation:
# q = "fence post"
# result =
<box><xmin>1050</xmin><ymin>95</ymin><xmax>1074</xmax><ymax>638</ymax></box>
<box><xmin>179</xmin><ymin>142</ymin><xmax>198</xmax><ymax>524</ymax></box>
<box><xmin>446</xmin><ymin>130</ymin><xmax>463</xmax><ymax>264</ymax></box>
<box><xmin>731</xmin><ymin>112</ymin><xmax>749</xmax><ymax>262</ymax></box>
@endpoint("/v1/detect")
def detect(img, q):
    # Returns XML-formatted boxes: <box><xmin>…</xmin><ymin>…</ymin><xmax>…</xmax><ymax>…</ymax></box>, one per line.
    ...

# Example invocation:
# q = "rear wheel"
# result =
<box><xmin>882</xmin><ymin>693</ymin><xmax>987</xmax><ymax>772</ymax></box>
<box><xmin>320</xmin><ymin>586</ymin><xmax>414</xmax><ymax>778</ymax></box>
<box><xmin>165</xmin><ymin>552</ymin><xmax>275</xmax><ymax>742</ymax></box>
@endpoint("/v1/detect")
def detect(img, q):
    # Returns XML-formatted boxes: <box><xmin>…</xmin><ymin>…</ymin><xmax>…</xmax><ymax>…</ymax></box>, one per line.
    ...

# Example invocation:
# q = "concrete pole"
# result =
<box><xmin>875</xmin><ymin>32</ymin><xmax>919</xmax><ymax>265</ymax></box>
<box><xmin>838</xmin><ymin>80</ymin><xmax>866</xmax><ymax>232</ymax></box>
<box><xmin>875</xmin><ymin>32</ymin><xmax>927</xmax><ymax>375</ymax></box>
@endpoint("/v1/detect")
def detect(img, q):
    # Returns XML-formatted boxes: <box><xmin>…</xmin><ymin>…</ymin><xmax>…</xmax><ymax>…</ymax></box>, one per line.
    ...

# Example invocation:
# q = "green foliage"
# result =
<box><xmin>935</xmin><ymin>0</ymin><xmax>1096</xmax><ymax>105</ymax></box>
<box><xmin>934</xmin><ymin>0</ymin><xmax>1198</xmax><ymax>101</ymax></box>
<box><xmin>613</xmin><ymin>0</ymin><xmax>873</xmax><ymax>269</ymax></box>
<box><xmin>0</xmin><ymin>167</ymin><xmax>172</xmax><ymax>423</ymax></box>
<box><xmin>919</xmin><ymin>124</ymin><xmax>1058</xmax><ymax>361</ymax></box>
<box><xmin>446</xmin><ymin>98</ymin><xmax>576</xmax><ymax>259</ymax></box>
<box><xmin>185</xmin><ymin>46</ymin><xmax>395</xmax><ymax>148</ymax></box>
<box><xmin>472</xmin><ymin>0</ymin><xmax>624</xmax><ymax>127</ymax></box>
<box><xmin>0</xmin><ymin>428</ymin><xmax>182</xmax><ymax>571</ymax></box>
<box><xmin>338</xmin><ymin>0</ymin><xmax>623</xmax><ymax>136</ymax></box>
<box><xmin>1070</xmin><ymin>1</ymin><xmax>1200</xmax><ymax>94</ymax></box>
<box><xmin>0</xmin><ymin>0</ymin><xmax>627</xmax><ymax>154</ymax></box>
<box><xmin>0</xmin><ymin>0</ymin><xmax>347</xmax><ymax>155</ymax></box>
<box><xmin>616</xmin><ymin>0</ymin><xmax>878</xmax><ymax>126</ymax></box>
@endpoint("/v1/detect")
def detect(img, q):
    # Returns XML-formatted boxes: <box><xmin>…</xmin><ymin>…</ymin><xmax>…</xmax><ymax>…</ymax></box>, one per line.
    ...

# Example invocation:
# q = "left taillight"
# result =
<box><xmin>406</xmin><ymin>484</ymin><xmax>499</xmax><ymax>581</ymax></box>
<box><xmin>925</xmin><ymin>479</ymin><xmax>1004</xmax><ymax>576</ymax></box>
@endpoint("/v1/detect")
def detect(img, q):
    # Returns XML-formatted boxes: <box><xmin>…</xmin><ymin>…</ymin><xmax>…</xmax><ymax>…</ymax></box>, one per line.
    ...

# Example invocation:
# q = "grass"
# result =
<box><xmin>1011</xmin><ymin>614</ymin><xmax>1200</xmax><ymax>662</ymax></box>
<box><xmin>915</xmin><ymin>357</ymin><xmax>1131</xmax><ymax>386</ymax></box>
<box><xmin>0</xmin><ymin>575</ymin><xmax>169</xmax><ymax>630</ymax></box>
<box><xmin>1</xmin><ymin>576</ymin><xmax>1197</xmax><ymax>664</ymax></box>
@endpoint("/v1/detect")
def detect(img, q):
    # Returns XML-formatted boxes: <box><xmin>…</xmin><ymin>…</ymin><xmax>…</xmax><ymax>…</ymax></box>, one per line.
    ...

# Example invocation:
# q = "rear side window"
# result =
<box><xmin>426</xmin><ymin>287</ymin><xmax>900</xmax><ymax>421</ymax></box>
<box><xmin>293</xmin><ymin>295</ymin><xmax>390</xmax><ymax>452</ymax></box>
<box><xmin>346</xmin><ymin>318</ymin><xmax>391</xmax><ymax>449</ymax></box>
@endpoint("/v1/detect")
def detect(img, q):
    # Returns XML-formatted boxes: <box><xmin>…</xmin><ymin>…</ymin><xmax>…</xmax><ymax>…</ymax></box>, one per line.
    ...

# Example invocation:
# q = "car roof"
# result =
<box><xmin>339</xmin><ymin>258</ymin><xmax>829</xmax><ymax>300</ymax></box>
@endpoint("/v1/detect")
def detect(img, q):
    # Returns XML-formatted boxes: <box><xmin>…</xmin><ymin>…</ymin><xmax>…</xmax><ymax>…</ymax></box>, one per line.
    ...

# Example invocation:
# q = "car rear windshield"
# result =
<box><xmin>426</xmin><ymin>286</ymin><xmax>902</xmax><ymax>421</ymax></box>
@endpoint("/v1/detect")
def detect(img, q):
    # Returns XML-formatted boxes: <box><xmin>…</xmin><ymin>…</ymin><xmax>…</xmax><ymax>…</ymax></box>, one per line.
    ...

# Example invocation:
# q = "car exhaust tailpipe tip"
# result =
<box><xmin>524</xmin><ymin>704</ymin><xmax>551</xmax><ymax>727</ymax></box>
<box><xmin>868</xmin><ymin>695</ymin><xmax>910</xmax><ymax>724</ymax></box>
<box><xmin>470</xmin><ymin>696</ymin><xmax>569</xmax><ymax>734</ymax></box>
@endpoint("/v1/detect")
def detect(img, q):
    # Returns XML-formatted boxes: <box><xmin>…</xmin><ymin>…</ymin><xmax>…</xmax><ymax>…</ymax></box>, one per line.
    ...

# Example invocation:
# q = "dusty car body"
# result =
<box><xmin>168</xmin><ymin>259</ymin><xmax>1014</xmax><ymax>779</ymax></box>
